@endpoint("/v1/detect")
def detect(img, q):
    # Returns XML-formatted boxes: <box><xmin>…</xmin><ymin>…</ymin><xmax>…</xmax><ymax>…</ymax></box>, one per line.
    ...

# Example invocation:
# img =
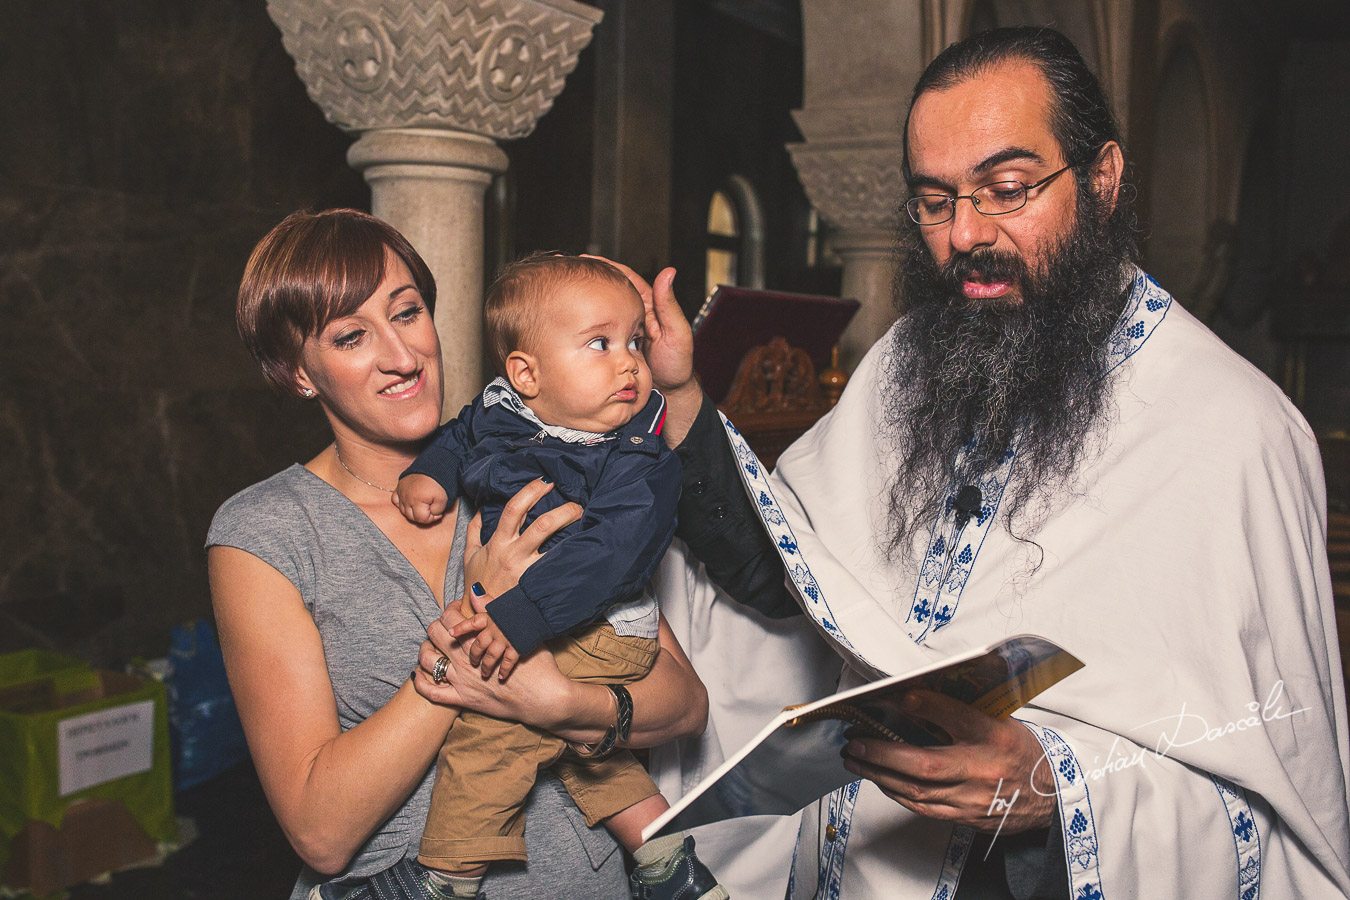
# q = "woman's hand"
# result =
<box><xmin>414</xmin><ymin>598</ymin><xmax>574</xmax><ymax>728</ymax></box>
<box><xmin>462</xmin><ymin>477</ymin><xmax>582</xmax><ymax>599</ymax></box>
<box><xmin>418</xmin><ymin>476</ymin><xmax>582</xmax><ymax>717</ymax></box>
<box><xmin>587</xmin><ymin>257</ymin><xmax>702</xmax><ymax>446</ymax></box>
<box><xmin>450</xmin><ymin>591</ymin><xmax>521</xmax><ymax>680</ymax></box>
<box><xmin>416</xmin><ymin>606</ymin><xmax>708</xmax><ymax>748</ymax></box>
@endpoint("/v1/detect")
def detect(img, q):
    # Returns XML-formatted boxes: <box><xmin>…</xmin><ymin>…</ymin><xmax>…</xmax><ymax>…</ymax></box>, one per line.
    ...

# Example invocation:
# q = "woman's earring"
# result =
<box><xmin>301</xmin><ymin>388</ymin><xmax>316</xmax><ymax>398</ymax></box>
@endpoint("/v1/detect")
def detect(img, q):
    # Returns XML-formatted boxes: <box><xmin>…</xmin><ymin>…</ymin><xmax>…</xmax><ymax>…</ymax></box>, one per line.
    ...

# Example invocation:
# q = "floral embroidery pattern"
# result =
<box><xmin>1213</xmin><ymin>775</ymin><xmax>1261</xmax><ymax>900</ymax></box>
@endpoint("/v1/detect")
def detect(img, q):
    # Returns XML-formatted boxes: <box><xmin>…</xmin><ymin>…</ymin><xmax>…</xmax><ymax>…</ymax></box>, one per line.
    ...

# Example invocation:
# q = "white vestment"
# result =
<box><xmin>652</xmin><ymin>271</ymin><xmax>1350</xmax><ymax>899</ymax></box>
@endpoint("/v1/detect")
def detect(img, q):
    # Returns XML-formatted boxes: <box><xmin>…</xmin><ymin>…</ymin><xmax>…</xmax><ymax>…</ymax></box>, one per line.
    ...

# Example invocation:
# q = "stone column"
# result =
<box><xmin>348</xmin><ymin>129</ymin><xmax>508</xmax><ymax>413</ymax></box>
<box><xmin>267</xmin><ymin>0</ymin><xmax>603</xmax><ymax>414</ymax></box>
<box><xmin>788</xmin><ymin>0</ymin><xmax>929</xmax><ymax>371</ymax></box>
<box><xmin>788</xmin><ymin>145</ymin><xmax>905</xmax><ymax>371</ymax></box>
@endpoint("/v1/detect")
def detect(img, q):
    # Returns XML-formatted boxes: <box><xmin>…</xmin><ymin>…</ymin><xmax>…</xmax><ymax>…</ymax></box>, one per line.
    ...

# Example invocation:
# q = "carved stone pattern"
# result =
<box><xmin>723</xmin><ymin>337</ymin><xmax>828</xmax><ymax>416</ymax></box>
<box><xmin>788</xmin><ymin>144</ymin><xmax>906</xmax><ymax>230</ymax></box>
<box><xmin>268</xmin><ymin>0</ymin><xmax>600</xmax><ymax>139</ymax></box>
<box><xmin>331</xmin><ymin>10</ymin><xmax>392</xmax><ymax>93</ymax></box>
<box><xmin>482</xmin><ymin>23</ymin><xmax>535</xmax><ymax>102</ymax></box>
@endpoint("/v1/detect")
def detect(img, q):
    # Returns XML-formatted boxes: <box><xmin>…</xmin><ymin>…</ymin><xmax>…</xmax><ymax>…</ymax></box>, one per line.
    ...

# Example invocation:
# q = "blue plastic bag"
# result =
<box><xmin>167</xmin><ymin>618</ymin><xmax>249</xmax><ymax>790</ymax></box>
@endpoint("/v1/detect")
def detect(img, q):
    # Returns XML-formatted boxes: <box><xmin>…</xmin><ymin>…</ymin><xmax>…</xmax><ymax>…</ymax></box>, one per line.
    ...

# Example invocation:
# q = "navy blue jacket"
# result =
<box><xmin>403</xmin><ymin>386</ymin><xmax>680</xmax><ymax>656</ymax></box>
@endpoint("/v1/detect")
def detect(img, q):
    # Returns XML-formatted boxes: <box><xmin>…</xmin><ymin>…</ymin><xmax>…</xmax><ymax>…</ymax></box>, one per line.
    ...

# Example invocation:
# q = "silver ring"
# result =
<box><xmin>431</xmin><ymin>655</ymin><xmax>450</xmax><ymax>685</ymax></box>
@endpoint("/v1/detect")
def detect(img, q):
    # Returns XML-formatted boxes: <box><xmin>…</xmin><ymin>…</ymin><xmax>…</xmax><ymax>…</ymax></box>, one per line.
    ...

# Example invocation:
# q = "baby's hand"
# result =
<box><xmin>451</xmin><ymin>611</ymin><xmax>521</xmax><ymax>681</ymax></box>
<box><xmin>393</xmin><ymin>474</ymin><xmax>449</xmax><ymax>524</ymax></box>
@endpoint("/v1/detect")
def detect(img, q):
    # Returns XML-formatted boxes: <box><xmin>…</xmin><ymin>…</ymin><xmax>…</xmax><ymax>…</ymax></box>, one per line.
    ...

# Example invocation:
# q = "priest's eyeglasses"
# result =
<box><xmin>904</xmin><ymin>162</ymin><xmax>1079</xmax><ymax>226</ymax></box>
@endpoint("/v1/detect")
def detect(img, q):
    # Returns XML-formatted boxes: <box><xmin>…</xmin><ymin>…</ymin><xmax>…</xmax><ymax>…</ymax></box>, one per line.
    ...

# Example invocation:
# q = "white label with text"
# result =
<box><xmin>58</xmin><ymin>700</ymin><xmax>155</xmax><ymax>796</ymax></box>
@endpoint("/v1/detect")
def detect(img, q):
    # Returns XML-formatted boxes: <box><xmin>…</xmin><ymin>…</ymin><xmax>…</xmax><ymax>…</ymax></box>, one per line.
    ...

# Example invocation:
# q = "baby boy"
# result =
<box><xmin>393</xmin><ymin>254</ymin><xmax>725</xmax><ymax>900</ymax></box>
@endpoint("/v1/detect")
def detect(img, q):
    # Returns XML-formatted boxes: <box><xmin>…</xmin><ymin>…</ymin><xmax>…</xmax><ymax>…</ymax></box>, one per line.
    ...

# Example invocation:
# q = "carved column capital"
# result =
<box><xmin>787</xmin><ymin>140</ymin><xmax>905</xmax><ymax>232</ymax></box>
<box><xmin>267</xmin><ymin>0</ymin><xmax>601</xmax><ymax>413</ymax></box>
<box><xmin>787</xmin><ymin>137</ymin><xmax>907</xmax><ymax>372</ymax></box>
<box><xmin>267</xmin><ymin>0</ymin><xmax>603</xmax><ymax>140</ymax></box>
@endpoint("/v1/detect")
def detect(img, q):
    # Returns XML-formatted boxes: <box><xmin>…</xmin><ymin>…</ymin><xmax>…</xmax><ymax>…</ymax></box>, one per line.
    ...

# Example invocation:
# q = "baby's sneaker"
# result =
<box><xmin>628</xmin><ymin>835</ymin><xmax>729</xmax><ymax>900</ymax></box>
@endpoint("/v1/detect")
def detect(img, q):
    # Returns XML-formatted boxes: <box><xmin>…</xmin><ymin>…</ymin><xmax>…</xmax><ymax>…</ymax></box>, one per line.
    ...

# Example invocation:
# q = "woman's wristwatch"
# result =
<box><xmin>570</xmin><ymin>684</ymin><xmax>633</xmax><ymax>759</ymax></box>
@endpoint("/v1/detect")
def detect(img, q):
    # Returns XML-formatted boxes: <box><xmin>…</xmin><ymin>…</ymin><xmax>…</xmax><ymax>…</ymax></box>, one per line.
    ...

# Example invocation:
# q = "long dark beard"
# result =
<box><xmin>882</xmin><ymin>184</ymin><xmax>1137</xmax><ymax>559</ymax></box>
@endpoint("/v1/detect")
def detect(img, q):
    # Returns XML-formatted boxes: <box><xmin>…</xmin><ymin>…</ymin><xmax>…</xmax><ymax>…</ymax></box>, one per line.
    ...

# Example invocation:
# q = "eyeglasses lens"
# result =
<box><xmin>906</xmin><ymin>182</ymin><xmax>1031</xmax><ymax>225</ymax></box>
<box><xmin>973</xmin><ymin>183</ymin><xmax>1028</xmax><ymax>214</ymax></box>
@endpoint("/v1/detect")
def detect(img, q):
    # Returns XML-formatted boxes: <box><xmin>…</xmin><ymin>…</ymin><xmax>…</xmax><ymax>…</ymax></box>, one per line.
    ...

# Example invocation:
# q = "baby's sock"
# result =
<box><xmin>425</xmin><ymin>870</ymin><xmax>483</xmax><ymax>899</ymax></box>
<box><xmin>633</xmin><ymin>832</ymin><xmax>687</xmax><ymax>870</ymax></box>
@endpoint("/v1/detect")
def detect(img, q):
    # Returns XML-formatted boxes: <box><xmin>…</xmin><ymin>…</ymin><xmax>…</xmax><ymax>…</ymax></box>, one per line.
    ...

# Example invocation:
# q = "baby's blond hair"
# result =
<box><xmin>483</xmin><ymin>253</ymin><xmax>641</xmax><ymax>376</ymax></box>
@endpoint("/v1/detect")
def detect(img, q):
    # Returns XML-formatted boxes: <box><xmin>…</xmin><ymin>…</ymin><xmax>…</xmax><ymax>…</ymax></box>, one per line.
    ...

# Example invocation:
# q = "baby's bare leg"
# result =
<box><xmin>611</xmin><ymin>797</ymin><xmax>729</xmax><ymax>900</ymax></box>
<box><xmin>602</xmin><ymin>792</ymin><xmax>670</xmax><ymax>853</ymax></box>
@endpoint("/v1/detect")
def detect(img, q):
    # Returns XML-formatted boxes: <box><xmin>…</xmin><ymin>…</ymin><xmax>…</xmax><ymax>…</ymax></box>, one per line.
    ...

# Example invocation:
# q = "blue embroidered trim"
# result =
<box><xmin>1023</xmin><ymin>723</ymin><xmax>1105</xmax><ymax>900</ymax></box>
<box><xmin>907</xmin><ymin>442</ymin><xmax>1018</xmax><ymax>643</ymax></box>
<box><xmin>818</xmin><ymin>781</ymin><xmax>862</xmax><ymax>900</ymax></box>
<box><xmin>930</xmin><ymin>826</ymin><xmax>975</xmax><ymax>900</ymax></box>
<box><xmin>905</xmin><ymin>269</ymin><xmax>1171</xmax><ymax>644</ymax></box>
<box><xmin>1104</xmin><ymin>269</ymin><xmax>1171</xmax><ymax>376</ymax></box>
<box><xmin>721</xmin><ymin>415</ymin><xmax>872</xmax><ymax>666</ymax></box>
<box><xmin>1212</xmin><ymin>775</ymin><xmax>1262</xmax><ymax>900</ymax></box>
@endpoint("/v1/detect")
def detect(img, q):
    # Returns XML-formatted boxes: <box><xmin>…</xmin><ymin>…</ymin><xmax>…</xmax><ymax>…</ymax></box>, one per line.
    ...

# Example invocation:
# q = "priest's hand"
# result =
<box><xmin>840</xmin><ymin>690</ymin><xmax>1057</xmax><ymax>833</ymax></box>
<box><xmin>585</xmin><ymin>256</ymin><xmax>701</xmax><ymax>446</ymax></box>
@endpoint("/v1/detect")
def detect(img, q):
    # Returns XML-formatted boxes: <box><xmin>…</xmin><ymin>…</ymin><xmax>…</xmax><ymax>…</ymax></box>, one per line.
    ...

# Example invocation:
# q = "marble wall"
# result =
<box><xmin>0</xmin><ymin>1</ymin><xmax>367</xmax><ymax>663</ymax></box>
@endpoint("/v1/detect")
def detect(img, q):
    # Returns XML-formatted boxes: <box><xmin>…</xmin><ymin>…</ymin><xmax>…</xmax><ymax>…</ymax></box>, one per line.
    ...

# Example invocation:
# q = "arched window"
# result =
<box><xmin>804</xmin><ymin>205</ymin><xmax>840</xmax><ymax>269</ymax></box>
<box><xmin>706</xmin><ymin>189</ymin><xmax>739</xmax><ymax>297</ymax></box>
<box><xmin>705</xmin><ymin>175</ymin><xmax>766</xmax><ymax>296</ymax></box>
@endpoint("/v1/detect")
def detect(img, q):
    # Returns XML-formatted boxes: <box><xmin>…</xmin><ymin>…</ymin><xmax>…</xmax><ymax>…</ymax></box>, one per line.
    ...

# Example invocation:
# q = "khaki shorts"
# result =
<box><xmin>417</xmin><ymin>622</ymin><xmax>661</xmax><ymax>871</ymax></box>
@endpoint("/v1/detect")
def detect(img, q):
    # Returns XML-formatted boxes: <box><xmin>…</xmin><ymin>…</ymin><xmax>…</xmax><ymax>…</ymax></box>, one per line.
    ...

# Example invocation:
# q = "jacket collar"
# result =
<box><xmin>482</xmin><ymin>378</ymin><xmax>615</xmax><ymax>444</ymax></box>
<box><xmin>615</xmin><ymin>389</ymin><xmax>667</xmax><ymax>456</ymax></box>
<box><xmin>481</xmin><ymin>378</ymin><xmax>666</xmax><ymax>454</ymax></box>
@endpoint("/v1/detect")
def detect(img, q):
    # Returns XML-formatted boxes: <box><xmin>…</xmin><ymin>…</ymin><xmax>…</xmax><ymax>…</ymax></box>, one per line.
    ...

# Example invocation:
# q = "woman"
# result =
<box><xmin>207</xmin><ymin>209</ymin><xmax>709</xmax><ymax>899</ymax></box>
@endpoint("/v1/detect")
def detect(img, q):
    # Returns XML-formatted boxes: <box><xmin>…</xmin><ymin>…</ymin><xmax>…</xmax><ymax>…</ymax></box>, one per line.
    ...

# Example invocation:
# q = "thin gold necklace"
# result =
<box><xmin>333</xmin><ymin>442</ymin><xmax>394</xmax><ymax>493</ymax></box>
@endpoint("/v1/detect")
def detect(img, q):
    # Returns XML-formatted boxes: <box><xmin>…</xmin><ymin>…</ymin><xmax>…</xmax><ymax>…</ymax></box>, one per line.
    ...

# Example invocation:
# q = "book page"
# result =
<box><xmin>645</xmin><ymin>634</ymin><xmax>1081</xmax><ymax>840</ymax></box>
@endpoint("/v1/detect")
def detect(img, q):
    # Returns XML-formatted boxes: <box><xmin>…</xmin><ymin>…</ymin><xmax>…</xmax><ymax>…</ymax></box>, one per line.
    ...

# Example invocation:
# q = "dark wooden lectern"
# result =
<box><xmin>692</xmin><ymin>286</ymin><xmax>860</xmax><ymax>468</ymax></box>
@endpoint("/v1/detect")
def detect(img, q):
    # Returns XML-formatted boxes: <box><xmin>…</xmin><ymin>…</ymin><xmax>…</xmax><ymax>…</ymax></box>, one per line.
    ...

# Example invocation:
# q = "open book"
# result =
<box><xmin>643</xmin><ymin>634</ymin><xmax>1082</xmax><ymax>841</ymax></box>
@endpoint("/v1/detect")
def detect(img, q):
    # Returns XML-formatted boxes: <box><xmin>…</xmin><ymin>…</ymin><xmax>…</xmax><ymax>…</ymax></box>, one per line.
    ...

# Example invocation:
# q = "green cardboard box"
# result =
<box><xmin>0</xmin><ymin>651</ymin><xmax>178</xmax><ymax>895</ymax></box>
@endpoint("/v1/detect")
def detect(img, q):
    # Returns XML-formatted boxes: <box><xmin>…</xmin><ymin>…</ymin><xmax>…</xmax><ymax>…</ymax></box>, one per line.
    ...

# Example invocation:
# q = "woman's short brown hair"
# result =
<box><xmin>484</xmin><ymin>253</ymin><xmax>638</xmax><ymax>377</ymax></box>
<box><xmin>236</xmin><ymin>209</ymin><xmax>436</xmax><ymax>394</ymax></box>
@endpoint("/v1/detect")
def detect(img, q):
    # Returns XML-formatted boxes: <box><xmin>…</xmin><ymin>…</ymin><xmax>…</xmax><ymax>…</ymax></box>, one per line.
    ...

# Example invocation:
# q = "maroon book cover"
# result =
<box><xmin>691</xmin><ymin>286</ymin><xmax>861</xmax><ymax>403</ymax></box>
